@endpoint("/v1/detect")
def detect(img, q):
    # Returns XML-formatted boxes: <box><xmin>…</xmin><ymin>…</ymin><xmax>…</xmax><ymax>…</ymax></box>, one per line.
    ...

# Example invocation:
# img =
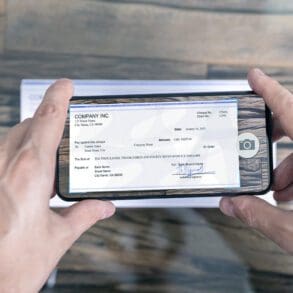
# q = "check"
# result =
<box><xmin>69</xmin><ymin>100</ymin><xmax>240</xmax><ymax>193</ymax></box>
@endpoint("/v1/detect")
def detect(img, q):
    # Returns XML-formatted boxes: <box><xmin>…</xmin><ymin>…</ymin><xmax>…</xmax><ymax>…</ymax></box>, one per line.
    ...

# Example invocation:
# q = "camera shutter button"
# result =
<box><xmin>237</xmin><ymin>133</ymin><xmax>260</xmax><ymax>158</ymax></box>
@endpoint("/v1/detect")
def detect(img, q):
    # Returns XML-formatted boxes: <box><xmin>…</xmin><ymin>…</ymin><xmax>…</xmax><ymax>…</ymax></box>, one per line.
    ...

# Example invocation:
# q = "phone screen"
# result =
<box><xmin>57</xmin><ymin>93</ymin><xmax>272</xmax><ymax>200</ymax></box>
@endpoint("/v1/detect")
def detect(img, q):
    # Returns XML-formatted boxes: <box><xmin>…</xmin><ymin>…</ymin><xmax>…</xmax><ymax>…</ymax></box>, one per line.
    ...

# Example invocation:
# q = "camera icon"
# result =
<box><xmin>239</xmin><ymin>139</ymin><xmax>255</xmax><ymax>151</ymax></box>
<box><xmin>238</xmin><ymin>133</ymin><xmax>259</xmax><ymax>158</ymax></box>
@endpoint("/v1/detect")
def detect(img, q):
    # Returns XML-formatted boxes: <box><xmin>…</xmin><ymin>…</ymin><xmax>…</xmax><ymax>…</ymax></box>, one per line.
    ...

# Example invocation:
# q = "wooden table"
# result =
<box><xmin>0</xmin><ymin>1</ymin><xmax>293</xmax><ymax>292</ymax></box>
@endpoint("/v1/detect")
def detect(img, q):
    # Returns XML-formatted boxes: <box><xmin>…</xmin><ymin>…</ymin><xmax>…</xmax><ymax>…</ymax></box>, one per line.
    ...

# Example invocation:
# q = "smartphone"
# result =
<box><xmin>56</xmin><ymin>92</ymin><xmax>273</xmax><ymax>201</ymax></box>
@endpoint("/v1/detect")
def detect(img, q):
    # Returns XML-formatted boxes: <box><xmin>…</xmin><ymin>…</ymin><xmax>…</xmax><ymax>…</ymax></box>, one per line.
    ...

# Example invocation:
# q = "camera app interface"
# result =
<box><xmin>69</xmin><ymin>99</ymin><xmax>241</xmax><ymax>193</ymax></box>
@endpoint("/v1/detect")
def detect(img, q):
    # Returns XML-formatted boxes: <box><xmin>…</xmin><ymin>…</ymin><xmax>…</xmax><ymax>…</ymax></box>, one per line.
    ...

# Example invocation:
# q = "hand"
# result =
<box><xmin>0</xmin><ymin>79</ymin><xmax>116</xmax><ymax>292</ymax></box>
<box><xmin>220</xmin><ymin>68</ymin><xmax>293</xmax><ymax>253</ymax></box>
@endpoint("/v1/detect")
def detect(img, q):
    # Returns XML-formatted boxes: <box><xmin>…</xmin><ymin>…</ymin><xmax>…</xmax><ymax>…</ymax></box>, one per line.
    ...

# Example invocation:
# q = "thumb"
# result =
<box><xmin>247</xmin><ymin>68</ymin><xmax>293</xmax><ymax>138</ymax></box>
<box><xmin>61</xmin><ymin>200</ymin><xmax>115</xmax><ymax>243</ymax></box>
<box><xmin>220</xmin><ymin>196</ymin><xmax>293</xmax><ymax>252</ymax></box>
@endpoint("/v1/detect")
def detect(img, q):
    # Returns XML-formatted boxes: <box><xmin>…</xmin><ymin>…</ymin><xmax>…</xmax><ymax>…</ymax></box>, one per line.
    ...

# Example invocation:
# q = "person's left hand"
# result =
<box><xmin>0</xmin><ymin>79</ymin><xmax>115</xmax><ymax>292</ymax></box>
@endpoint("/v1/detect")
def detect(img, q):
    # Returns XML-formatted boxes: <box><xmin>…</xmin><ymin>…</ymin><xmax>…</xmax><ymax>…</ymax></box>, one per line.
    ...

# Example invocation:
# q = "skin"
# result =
<box><xmin>220</xmin><ymin>68</ymin><xmax>293</xmax><ymax>254</ymax></box>
<box><xmin>0</xmin><ymin>79</ymin><xmax>116</xmax><ymax>292</ymax></box>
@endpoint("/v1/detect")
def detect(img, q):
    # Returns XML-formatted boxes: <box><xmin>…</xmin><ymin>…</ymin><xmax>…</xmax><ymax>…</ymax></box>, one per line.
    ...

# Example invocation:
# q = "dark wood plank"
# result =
<box><xmin>99</xmin><ymin>0</ymin><xmax>293</xmax><ymax>14</ymax></box>
<box><xmin>42</xmin><ymin>269</ymin><xmax>293</xmax><ymax>293</ymax></box>
<box><xmin>208</xmin><ymin>64</ymin><xmax>293</xmax><ymax>89</ymax></box>
<box><xmin>0</xmin><ymin>0</ymin><xmax>6</xmax><ymax>52</ymax></box>
<box><xmin>0</xmin><ymin>17</ymin><xmax>5</xmax><ymax>53</ymax></box>
<box><xmin>6</xmin><ymin>1</ymin><xmax>293</xmax><ymax>66</ymax></box>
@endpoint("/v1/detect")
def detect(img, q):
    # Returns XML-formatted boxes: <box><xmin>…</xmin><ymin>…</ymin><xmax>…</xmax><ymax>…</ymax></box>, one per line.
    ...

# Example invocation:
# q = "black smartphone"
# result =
<box><xmin>56</xmin><ymin>91</ymin><xmax>273</xmax><ymax>201</ymax></box>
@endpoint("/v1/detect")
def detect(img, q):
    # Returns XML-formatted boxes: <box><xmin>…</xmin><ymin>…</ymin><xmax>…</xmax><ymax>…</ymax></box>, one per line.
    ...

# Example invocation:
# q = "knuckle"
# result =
<box><xmin>36</xmin><ymin>102</ymin><xmax>61</xmax><ymax>118</ymax></box>
<box><xmin>235</xmin><ymin>198</ymin><xmax>258</xmax><ymax>228</ymax></box>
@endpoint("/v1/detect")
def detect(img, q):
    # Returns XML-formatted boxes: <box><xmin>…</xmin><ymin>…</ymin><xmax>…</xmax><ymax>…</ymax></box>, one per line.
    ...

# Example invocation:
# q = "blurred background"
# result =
<box><xmin>1</xmin><ymin>1</ymin><xmax>293</xmax><ymax>292</ymax></box>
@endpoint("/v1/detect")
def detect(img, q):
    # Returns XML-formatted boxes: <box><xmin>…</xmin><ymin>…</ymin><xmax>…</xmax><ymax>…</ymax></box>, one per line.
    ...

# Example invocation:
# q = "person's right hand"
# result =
<box><xmin>220</xmin><ymin>68</ymin><xmax>293</xmax><ymax>253</ymax></box>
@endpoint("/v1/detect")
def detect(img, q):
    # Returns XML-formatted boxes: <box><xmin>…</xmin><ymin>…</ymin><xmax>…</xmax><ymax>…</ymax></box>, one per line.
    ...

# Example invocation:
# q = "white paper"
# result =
<box><xmin>20</xmin><ymin>79</ymin><xmax>275</xmax><ymax>208</ymax></box>
<box><xmin>70</xmin><ymin>100</ymin><xmax>240</xmax><ymax>192</ymax></box>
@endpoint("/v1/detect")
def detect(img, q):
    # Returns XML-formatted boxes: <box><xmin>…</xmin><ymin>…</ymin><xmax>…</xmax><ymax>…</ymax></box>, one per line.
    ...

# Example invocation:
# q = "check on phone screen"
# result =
<box><xmin>69</xmin><ymin>100</ymin><xmax>240</xmax><ymax>193</ymax></box>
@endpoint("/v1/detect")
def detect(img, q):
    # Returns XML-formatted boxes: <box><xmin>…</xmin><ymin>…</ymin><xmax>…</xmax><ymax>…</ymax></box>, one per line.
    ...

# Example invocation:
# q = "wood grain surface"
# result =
<box><xmin>45</xmin><ymin>208</ymin><xmax>293</xmax><ymax>293</ymax></box>
<box><xmin>0</xmin><ymin>1</ymin><xmax>292</xmax><ymax>291</ymax></box>
<box><xmin>6</xmin><ymin>0</ymin><xmax>293</xmax><ymax>67</ymax></box>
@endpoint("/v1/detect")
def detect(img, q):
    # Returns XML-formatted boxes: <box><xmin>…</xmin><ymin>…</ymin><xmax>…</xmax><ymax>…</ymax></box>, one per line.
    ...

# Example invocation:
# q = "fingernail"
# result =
<box><xmin>220</xmin><ymin>198</ymin><xmax>236</xmax><ymax>217</ymax></box>
<box><xmin>253</xmin><ymin>68</ymin><xmax>265</xmax><ymax>77</ymax></box>
<box><xmin>101</xmin><ymin>202</ymin><xmax>116</xmax><ymax>219</ymax></box>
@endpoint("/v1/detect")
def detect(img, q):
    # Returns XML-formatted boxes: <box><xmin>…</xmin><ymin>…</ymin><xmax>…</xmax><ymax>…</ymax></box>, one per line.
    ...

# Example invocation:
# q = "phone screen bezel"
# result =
<box><xmin>56</xmin><ymin>91</ymin><xmax>273</xmax><ymax>201</ymax></box>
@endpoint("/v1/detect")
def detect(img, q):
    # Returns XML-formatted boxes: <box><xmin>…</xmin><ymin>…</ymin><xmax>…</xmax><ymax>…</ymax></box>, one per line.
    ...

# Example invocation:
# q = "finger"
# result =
<box><xmin>60</xmin><ymin>200</ymin><xmax>115</xmax><ymax>243</ymax></box>
<box><xmin>26</xmin><ymin>79</ymin><xmax>73</xmax><ymax>159</ymax></box>
<box><xmin>273</xmin><ymin>153</ymin><xmax>293</xmax><ymax>191</ymax></box>
<box><xmin>274</xmin><ymin>184</ymin><xmax>293</xmax><ymax>202</ymax></box>
<box><xmin>272</xmin><ymin>115</ymin><xmax>286</xmax><ymax>142</ymax></box>
<box><xmin>248</xmin><ymin>68</ymin><xmax>293</xmax><ymax>138</ymax></box>
<box><xmin>220</xmin><ymin>196</ymin><xmax>293</xmax><ymax>252</ymax></box>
